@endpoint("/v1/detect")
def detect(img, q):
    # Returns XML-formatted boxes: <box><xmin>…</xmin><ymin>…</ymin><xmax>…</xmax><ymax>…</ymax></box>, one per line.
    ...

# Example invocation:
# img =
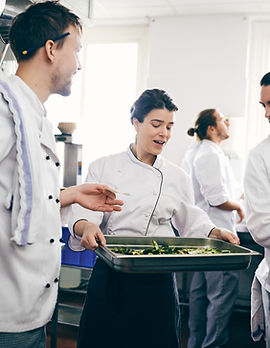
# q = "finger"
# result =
<box><xmin>96</xmin><ymin>231</ymin><xmax>106</xmax><ymax>246</ymax></box>
<box><xmin>95</xmin><ymin>205</ymin><xmax>122</xmax><ymax>212</ymax></box>
<box><xmin>227</xmin><ymin>233</ymin><xmax>240</xmax><ymax>245</ymax></box>
<box><xmin>106</xmin><ymin>198</ymin><xmax>124</xmax><ymax>206</ymax></box>
<box><xmin>112</xmin><ymin>206</ymin><xmax>122</xmax><ymax>212</ymax></box>
<box><xmin>103</xmin><ymin>187</ymin><xmax>116</xmax><ymax>199</ymax></box>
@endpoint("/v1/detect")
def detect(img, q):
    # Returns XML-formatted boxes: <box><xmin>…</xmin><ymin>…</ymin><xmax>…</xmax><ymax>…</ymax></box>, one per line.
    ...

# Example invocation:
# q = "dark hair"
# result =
<box><xmin>187</xmin><ymin>108</ymin><xmax>217</xmax><ymax>140</ymax></box>
<box><xmin>9</xmin><ymin>0</ymin><xmax>82</xmax><ymax>62</ymax></box>
<box><xmin>260</xmin><ymin>72</ymin><xmax>270</xmax><ymax>87</ymax></box>
<box><xmin>130</xmin><ymin>89</ymin><xmax>178</xmax><ymax>124</ymax></box>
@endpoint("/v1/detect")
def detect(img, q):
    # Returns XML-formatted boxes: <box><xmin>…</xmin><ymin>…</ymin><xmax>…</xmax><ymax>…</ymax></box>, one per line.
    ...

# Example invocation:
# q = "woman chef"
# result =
<box><xmin>68</xmin><ymin>89</ymin><xmax>239</xmax><ymax>348</ymax></box>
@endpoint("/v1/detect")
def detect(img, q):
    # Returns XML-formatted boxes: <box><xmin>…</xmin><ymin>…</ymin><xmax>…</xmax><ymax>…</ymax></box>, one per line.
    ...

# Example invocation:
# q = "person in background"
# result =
<box><xmin>0</xmin><ymin>2</ymin><xmax>122</xmax><ymax>348</ymax></box>
<box><xmin>182</xmin><ymin>108</ymin><xmax>244</xmax><ymax>348</ymax></box>
<box><xmin>244</xmin><ymin>72</ymin><xmax>270</xmax><ymax>347</ymax></box>
<box><xmin>67</xmin><ymin>89</ymin><xmax>240</xmax><ymax>348</ymax></box>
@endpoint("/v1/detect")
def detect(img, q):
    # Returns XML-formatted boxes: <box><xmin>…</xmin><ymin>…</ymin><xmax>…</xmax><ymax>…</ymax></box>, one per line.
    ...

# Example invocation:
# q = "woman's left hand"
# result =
<box><xmin>209</xmin><ymin>227</ymin><xmax>240</xmax><ymax>245</ymax></box>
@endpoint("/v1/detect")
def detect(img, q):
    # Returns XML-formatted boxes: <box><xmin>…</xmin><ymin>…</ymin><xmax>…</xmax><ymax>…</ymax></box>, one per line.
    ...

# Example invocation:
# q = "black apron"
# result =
<box><xmin>77</xmin><ymin>258</ymin><xmax>181</xmax><ymax>348</ymax></box>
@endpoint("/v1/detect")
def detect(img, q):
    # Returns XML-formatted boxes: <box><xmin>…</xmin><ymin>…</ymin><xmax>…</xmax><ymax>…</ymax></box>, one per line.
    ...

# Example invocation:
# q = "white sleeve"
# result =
<box><xmin>244</xmin><ymin>147</ymin><xmax>270</xmax><ymax>248</ymax></box>
<box><xmin>194</xmin><ymin>153</ymin><xmax>229</xmax><ymax>206</ymax></box>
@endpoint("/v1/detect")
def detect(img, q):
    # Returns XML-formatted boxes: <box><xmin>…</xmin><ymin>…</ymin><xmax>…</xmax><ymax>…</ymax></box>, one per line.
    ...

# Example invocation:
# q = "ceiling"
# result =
<box><xmin>4</xmin><ymin>0</ymin><xmax>270</xmax><ymax>24</ymax></box>
<box><xmin>65</xmin><ymin>0</ymin><xmax>270</xmax><ymax>23</ymax></box>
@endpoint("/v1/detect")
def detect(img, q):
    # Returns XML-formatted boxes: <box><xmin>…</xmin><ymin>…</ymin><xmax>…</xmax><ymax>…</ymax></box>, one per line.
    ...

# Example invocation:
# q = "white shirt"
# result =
<box><xmin>68</xmin><ymin>146</ymin><xmax>215</xmax><ymax>247</ymax></box>
<box><xmin>0</xmin><ymin>74</ymin><xmax>62</xmax><ymax>332</ymax></box>
<box><xmin>182</xmin><ymin>139</ymin><xmax>242</xmax><ymax>233</ymax></box>
<box><xmin>244</xmin><ymin>135</ymin><xmax>270</xmax><ymax>291</ymax></box>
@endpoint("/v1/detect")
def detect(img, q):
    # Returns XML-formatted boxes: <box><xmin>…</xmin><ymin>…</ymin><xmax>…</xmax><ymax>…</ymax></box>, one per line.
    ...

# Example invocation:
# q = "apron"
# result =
<box><xmin>77</xmin><ymin>258</ymin><xmax>181</xmax><ymax>348</ymax></box>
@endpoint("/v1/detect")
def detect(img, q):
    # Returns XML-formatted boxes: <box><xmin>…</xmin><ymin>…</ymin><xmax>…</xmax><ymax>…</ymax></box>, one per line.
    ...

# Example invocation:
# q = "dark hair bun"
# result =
<box><xmin>187</xmin><ymin>128</ymin><xmax>196</xmax><ymax>136</ymax></box>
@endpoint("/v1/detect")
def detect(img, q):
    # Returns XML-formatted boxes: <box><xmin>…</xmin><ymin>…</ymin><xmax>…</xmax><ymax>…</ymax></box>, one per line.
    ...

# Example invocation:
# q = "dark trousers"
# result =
<box><xmin>0</xmin><ymin>326</ymin><xmax>46</xmax><ymax>348</ymax></box>
<box><xmin>187</xmin><ymin>270</ymin><xmax>239</xmax><ymax>348</ymax></box>
<box><xmin>77</xmin><ymin>258</ymin><xmax>181</xmax><ymax>348</ymax></box>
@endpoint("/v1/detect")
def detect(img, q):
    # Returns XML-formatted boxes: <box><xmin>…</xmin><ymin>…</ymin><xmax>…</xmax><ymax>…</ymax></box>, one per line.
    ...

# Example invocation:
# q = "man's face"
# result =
<box><xmin>51</xmin><ymin>25</ymin><xmax>82</xmax><ymax>96</ymax></box>
<box><xmin>213</xmin><ymin>111</ymin><xmax>230</xmax><ymax>141</ymax></box>
<box><xmin>260</xmin><ymin>85</ymin><xmax>270</xmax><ymax>123</ymax></box>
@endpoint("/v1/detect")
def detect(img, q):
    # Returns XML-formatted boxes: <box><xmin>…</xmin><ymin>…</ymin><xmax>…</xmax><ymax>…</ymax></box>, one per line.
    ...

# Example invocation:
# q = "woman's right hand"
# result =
<box><xmin>74</xmin><ymin>220</ymin><xmax>106</xmax><ymax>250</ymax></box>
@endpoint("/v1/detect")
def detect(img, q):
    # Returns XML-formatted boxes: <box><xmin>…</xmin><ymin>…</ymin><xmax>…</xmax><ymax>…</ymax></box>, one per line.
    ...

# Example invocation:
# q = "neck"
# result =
<box><xmin>131</xmin><ymin>144</ymin><xmax>156</xmax><ymax>166</ymax></box>
<box><xmin>16</xmin><ymin>61</ymin><xmax>51</xmax><ymax>103</ymax></box>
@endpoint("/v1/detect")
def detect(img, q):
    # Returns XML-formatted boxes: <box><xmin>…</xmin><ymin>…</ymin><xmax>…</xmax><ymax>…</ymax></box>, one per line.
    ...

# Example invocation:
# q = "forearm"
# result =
<box><xmin>73</xmin><ymin>219</ymin><xmax>92</xmax><ymax>237</ymax></box>
<box><xmin>60</xmin><ymin>186</ymin><xmax>76</xmax><ymax>208</ymax></box>
<box><xmin>73</xmin><ymin>219</ymin><xmax>106</xmax><ymax>250</ymax></box>
<box><xmin>216</xmin><ymin>200</ymin><xmax>241</xmax><ymax>212</ymax></box>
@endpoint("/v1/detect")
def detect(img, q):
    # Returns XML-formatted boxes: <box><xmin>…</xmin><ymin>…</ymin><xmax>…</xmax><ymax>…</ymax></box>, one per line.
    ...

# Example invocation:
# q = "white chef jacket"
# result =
<box><xmin>244</xmin><ymin>135</ymin><xmax>270</xmax><ymax>292</ymax></box>
<box><xmin>182</xmin><ymin>139</ymin><xmax>242</xmax><ymax>233</ymax></box>
<box><xmin>0</xmin><ymin>74</ymin><xmax>62</xmax><ymax>332</ymax></box>
<box><xmin>68</xmin><ymin>146</ymin><xmax>215</xmax><ymax>248</ymax></box>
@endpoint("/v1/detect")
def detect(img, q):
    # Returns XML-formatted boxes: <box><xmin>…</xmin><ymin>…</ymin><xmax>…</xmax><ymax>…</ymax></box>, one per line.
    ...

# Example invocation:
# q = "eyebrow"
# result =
<box><xmin>151</xmin><ymin>119</ymin><xmax>174</xmax><ymax>125</ymax></box>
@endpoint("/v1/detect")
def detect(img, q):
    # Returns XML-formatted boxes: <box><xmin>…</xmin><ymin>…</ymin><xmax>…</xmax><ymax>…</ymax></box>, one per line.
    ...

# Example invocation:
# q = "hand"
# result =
<box><xmin>209</xmin><ymin>227</ymin><xmax>240</xmax><ymax>245</ymax></box>
<box><xmin>75</xmin><ymin>220</ymin><xmax>106</xmax><ymax>250</ymax></box>
<box><xmin>60</xmin><ymin>183</ymin><xmax>124</xmax><ymax>212</ymax></box>
<box><xmin>236</xmin><ymin>205</ymin><xmax>245</xmax><ymax>223</ymax></box>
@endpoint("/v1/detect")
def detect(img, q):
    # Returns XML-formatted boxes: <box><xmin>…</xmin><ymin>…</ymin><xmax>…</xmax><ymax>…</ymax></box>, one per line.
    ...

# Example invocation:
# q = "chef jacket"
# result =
<box><xmin>68</xmin><ymin>145</ymin><xmax>215</xmax><ymax>249</ymax></box>
<box><xmin>0</xmin><ymin>74</ymin><xmax>62</xmax><ymax>332</ymax></box>
<box><xmin>244</xmin><ymin>135</ymin><xmax>270</xmax><ymax>292</ymax></box>
<box><xmin>182</xmin><ymin>139</ymin><xmax>242</xmax><ymax>233</ymax></box>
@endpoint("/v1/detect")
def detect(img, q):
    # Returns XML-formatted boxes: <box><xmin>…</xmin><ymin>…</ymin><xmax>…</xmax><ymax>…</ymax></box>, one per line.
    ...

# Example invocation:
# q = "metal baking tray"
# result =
<box><xmin>95</xmin><ymin>236</ymin><xmax>261</xmax><ymax>273</ymax></box>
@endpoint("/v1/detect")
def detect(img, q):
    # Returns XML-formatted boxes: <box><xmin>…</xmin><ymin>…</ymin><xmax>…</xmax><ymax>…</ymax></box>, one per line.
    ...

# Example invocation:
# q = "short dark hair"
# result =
<box><xmin>130</xmin><ymin>89</ymin><xmax>178</xmax><ymax>124</ymax></box>
<box><xmin>260</xmin><ymin>72</ymin><xmax>270</xmax><ymax>87</ymax></box>
<box><xmin>9</xmin><ymin>0</ymin><xmax>82</xmax><ymax>62</ymax></box>
<box><xmin>187</xmin><ymin>108</ymin><xmax>217</xmax><ymax>140</ymax></box>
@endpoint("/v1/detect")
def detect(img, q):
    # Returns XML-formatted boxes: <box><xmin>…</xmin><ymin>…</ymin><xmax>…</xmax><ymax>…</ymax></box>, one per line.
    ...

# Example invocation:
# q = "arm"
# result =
<box><xmin>195</xmin><ymin>151</ymin><xmax>244</xmax><ymax>222</ymax></box>
<box><xmin>73</xmin><ymin>219</ymin><xmax>106</xmax><ymax>250</ymax></box>
<box><xmin>216</xmin><ymin>201</ymin><xmax>245</xmax><ymax>223</ymax></box>
<box><xmin>172</xmin><ymin>169</ymin><xmax>239</xmax><ymax>244</ymax></box>
<box><xmin>60</xmin><ymin>183</ymin><xmax>123</xmax><ymax>212</ymax></box>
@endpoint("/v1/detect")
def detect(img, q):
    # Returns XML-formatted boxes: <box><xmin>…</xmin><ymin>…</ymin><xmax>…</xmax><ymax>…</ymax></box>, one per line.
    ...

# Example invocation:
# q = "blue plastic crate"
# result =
<box><xmin>61</xmin><ymin>227</ymin><xmax>96</xmax><ymax>268</ymax></box>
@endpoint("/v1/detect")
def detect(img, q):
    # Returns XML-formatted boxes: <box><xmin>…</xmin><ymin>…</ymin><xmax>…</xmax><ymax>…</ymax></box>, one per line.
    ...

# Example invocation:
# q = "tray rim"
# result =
<box><xmin>94</xmin><ymin>236</ymin><xmax>261</xmax><ymax>273</ymax></box>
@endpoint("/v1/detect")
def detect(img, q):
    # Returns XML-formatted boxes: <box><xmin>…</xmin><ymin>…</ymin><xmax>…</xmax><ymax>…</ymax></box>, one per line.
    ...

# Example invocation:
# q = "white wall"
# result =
<box><xmin>147</xmin><ymin>15</ymin><xmax>249</xmax><ymax>165</ymax></box>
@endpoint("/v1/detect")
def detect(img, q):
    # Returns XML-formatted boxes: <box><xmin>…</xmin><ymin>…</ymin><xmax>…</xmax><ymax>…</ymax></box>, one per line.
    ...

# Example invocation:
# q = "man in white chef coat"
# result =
<box><xmin>182</xmin><ymin>108</ymin><xmax>244</xmax><ymax>348</ymax></box>
<box><xmin>0</xmin><ymin>2</ymin><xmax>122</xmax><ymax>348</ymax></box>
<box><xmin>244</xmin><ymin>72</ymin><xmax>270</xmax><ymax>347</ymax></box>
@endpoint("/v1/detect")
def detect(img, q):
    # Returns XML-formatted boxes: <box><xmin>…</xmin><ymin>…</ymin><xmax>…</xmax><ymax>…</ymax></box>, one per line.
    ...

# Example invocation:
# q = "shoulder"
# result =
<box><xmin>161</xmin><ymin>156</ymin><xmax>190</xmax><ymax>181</ymax></box>
<box><xmin>249</xmin><ymin>137</ymin><xmax>270</xmax><ymax>157</ymax></box>
<box><xmin>195</xmin><ymin>141</ymin><xmax>220</xmax><ymax>163</ymax></box>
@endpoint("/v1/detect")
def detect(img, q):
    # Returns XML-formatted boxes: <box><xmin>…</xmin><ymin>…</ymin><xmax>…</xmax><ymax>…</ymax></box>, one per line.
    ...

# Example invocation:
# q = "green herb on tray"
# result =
<box><xmin>110</xmin><ymin>240</ymin><xmax>231</xmax><ymax>256</ymax></box>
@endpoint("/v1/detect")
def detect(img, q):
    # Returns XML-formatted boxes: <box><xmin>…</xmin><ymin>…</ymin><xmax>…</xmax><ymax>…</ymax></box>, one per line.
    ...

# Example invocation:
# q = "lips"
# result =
<box><xmin>154</xmin><ymin>140</ymin><xmax>165</xmax><ymax>145</ymax></box>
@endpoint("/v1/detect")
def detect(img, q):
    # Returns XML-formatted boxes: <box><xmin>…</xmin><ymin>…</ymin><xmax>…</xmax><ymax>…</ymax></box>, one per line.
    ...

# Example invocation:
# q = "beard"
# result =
<box><xmin>51</xmin><ymin>71</ymin><xmax>72</xmax><ymax>97</ymax></box>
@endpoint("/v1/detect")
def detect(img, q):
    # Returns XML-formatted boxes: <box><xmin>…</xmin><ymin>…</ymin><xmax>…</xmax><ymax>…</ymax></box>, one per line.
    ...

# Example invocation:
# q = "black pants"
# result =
<box><xmin>77</xmin><ymin>258</ymin><xmax>181</xmax><ymax>348</ymax></box>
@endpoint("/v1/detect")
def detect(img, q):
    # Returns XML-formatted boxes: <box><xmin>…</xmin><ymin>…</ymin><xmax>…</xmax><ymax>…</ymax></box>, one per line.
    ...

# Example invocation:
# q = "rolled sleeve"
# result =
<box><xmin>194</xmin><ymin>153</ymin><xmax>229</xmax><ymax>206</ymax></box>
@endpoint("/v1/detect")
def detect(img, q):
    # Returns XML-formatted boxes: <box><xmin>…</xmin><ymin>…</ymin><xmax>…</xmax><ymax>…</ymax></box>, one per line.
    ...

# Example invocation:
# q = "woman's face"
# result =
<box><xmin>133</xmin><ymin>108</ymin><xmax>175</xmax><ymax>163</ymax></box>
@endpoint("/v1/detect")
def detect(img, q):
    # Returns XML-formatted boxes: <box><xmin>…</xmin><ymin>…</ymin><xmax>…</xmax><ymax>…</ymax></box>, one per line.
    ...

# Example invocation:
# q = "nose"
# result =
<box><xmin>265</xmin><ymin>106</ymin><xmax>270</xmax><ymax>119</ymax></box>
<box><xmin>77</xmin><ymin>59</ymin><xmax>82</xmax><ymax>71</ymax></box>
<box><xmin>159</xmin><ymin>126</ymin><xmax>167</xmax><ymax>137</ymax></box>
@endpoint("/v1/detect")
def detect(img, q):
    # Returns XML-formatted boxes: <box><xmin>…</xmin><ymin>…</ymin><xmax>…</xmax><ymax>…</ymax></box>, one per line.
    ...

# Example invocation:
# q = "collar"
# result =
<box><xmin>127</xmin><ymin>144</ymin><xmax>163</xmax><ymax>169</ymax></box>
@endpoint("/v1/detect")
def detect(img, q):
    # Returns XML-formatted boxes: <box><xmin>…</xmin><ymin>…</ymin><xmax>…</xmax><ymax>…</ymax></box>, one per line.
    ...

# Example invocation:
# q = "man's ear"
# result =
<box><xmin>208</xmin><ymin>125</ymin><xmax>215</xmax><ymax>133</ymax></box>
<box><xmin>44</xmin><ymin>40</ymin><xmax>56</xmax><ymax>63</ymax></box>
